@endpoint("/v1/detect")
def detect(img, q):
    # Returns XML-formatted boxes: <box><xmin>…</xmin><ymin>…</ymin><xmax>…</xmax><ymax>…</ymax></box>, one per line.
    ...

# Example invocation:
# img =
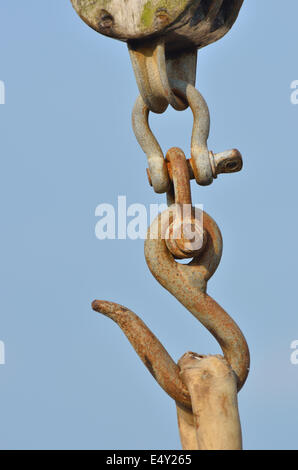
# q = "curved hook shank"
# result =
<box><xmin>145</xmin><ymin>209</ymin><xmax>250</xmax><ymax>390</ymax></box>
<box><xmin>92</xmin><ymin>300</ymin><xmax>191</xmax><ymax>408</ymax></box>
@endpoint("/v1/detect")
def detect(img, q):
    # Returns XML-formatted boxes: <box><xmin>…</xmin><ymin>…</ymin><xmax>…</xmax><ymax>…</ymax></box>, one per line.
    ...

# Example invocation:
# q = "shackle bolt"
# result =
<box><xmin>147</xmin><ymin>149</ymin><xmax>243</xmax><ymax>187</ymax></box>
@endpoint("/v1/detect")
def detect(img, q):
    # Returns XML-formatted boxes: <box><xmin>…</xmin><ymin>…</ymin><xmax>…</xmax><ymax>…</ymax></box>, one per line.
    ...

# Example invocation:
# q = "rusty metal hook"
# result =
<box><xmin>92</xmin><ymin>149</ymin><xmax>249</xmax><ymax>408</ymax></box>
<box><xmin>92</xmin><ymin>299</ymin><xmax>191</xmax><ymax>408</ymax></box>
<box><xmin>144</xmin><ymin>207</ymin><xmax>250</xmax><ymax>392</ymax></box>
<box><xmin>92</xmin><ymin>204</ymin><xmax>249</xmax><ymax>408</ymax></box>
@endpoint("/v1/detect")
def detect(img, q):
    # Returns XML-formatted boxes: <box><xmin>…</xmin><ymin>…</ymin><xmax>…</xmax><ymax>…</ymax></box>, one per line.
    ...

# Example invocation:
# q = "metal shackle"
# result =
<box><xmin>132</xmin><ymin>84</ymin><xmax>243</xmax><ymax>193</ymax></box>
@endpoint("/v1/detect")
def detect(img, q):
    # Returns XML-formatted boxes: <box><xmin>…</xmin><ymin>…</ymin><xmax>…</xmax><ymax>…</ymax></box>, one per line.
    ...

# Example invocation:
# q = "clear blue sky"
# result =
<box><xmin>0</xmin><ymin>0</ymin><xmax>297</xmax><ymax>450</ymax></box>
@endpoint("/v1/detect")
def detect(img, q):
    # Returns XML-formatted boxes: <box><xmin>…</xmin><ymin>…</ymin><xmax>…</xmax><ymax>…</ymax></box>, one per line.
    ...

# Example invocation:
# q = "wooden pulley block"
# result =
<box><xmin>70</xmin><ymin>0</ymin><xmax>244</xmax><ymax>53</ymax></box>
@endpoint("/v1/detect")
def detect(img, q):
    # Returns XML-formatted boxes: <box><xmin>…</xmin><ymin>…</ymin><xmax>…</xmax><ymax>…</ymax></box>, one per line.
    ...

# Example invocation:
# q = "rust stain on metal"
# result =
<box><xmin>132</xmin><ymin>74</ymin><xmax>243</xmax><ymax>193</ymax></box>
<box><xmin>72</xmin><ymin>0</ymin><xmax>248</xmax><ymax>450</ymax></box>
<box><xmin>165</xmin><ymin>148</ymin><xmax>207</xmax><ymax>260</ymax></box>
<box><xmin>91</xmin><ymin>148</ymin><xmax>249</xmax><ymax>408</ymax></box>
<box><xmin>144</xmin><ymin>355</ymin><xmax>156</xmax><ymax>380</ymax></box>
<box><xmin>92</xmin><ymin>299</ymin><xmax>191</xmax><ymax>408</ymax></box>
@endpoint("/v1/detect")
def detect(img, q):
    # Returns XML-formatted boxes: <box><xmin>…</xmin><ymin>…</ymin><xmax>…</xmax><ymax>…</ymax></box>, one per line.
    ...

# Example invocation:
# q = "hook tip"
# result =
<box><xmin>92</xmin><ymin>300</ymin><xmax>131</xmax><ymax>323</ymax></box>
<box><xmin>92</xmin><ymin>300</ymin><xmax>113</xmax><ymax>317</ymax></box>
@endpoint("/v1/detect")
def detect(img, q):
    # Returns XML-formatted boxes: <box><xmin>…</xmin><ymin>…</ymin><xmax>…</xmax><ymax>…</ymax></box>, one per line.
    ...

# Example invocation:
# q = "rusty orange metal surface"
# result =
<box><xmin>145</xmin><ymin>208</ymin><xmax>250</xmax><ymax>393</ymax></box>
<box><xmin>165</xmin><ymin>148</ymin><xmax>206</xmax><ymax>259</ymax></box>
<box><xmin>92</xmin><ymin>300</ymin><xmax>191</xmax><ymax>408</ymax></box>
<box><xmin>71</xmin><ymin>0</ymin><xmax>249</xmax><ymax>449</ymax></box>
<box><xmin>133</xmin><ymin>81</ymin><xmax>243</xmax><ymax>193</ymax></box>
<box><xmin>92</xmin><ymin>148</ymin><xmax>249</xmax><ymax>408</ymax></box>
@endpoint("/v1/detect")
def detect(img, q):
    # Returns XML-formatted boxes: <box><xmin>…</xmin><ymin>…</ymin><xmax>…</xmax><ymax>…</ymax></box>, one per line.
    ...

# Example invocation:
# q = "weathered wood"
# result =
<box><xmin>176</xmin><ymin>402</ymin><xmax>199</xmax><ymax>450</ymax></box>
<box><xmin>70</xmin><ymin>0</ymin><xmax>244</xmax><ymax>53</ymax></box>
<box><xmin>71</xmin><ymin>0</ymin><xmax>191</xmax><ymax>39</ymax></box>
<box><xmin>178</xmin><ymin>353</ymin><xmax>243</xmax><ymax>450</ymax></box>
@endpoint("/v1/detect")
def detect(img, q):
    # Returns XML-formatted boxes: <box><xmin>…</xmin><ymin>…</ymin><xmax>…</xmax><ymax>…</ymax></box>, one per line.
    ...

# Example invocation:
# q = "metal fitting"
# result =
<box><xmin>133</xmin><ymin>82</ymin><xmax>243</xmax><ymax>193</ymax></box>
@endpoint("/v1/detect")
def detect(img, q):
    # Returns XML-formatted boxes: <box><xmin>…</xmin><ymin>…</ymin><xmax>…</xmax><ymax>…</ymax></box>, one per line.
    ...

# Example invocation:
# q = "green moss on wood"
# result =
<box><xmin>141</xmin><ymin>0</ymin><xmax>189</xmax><ymax>29</ymax></box>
